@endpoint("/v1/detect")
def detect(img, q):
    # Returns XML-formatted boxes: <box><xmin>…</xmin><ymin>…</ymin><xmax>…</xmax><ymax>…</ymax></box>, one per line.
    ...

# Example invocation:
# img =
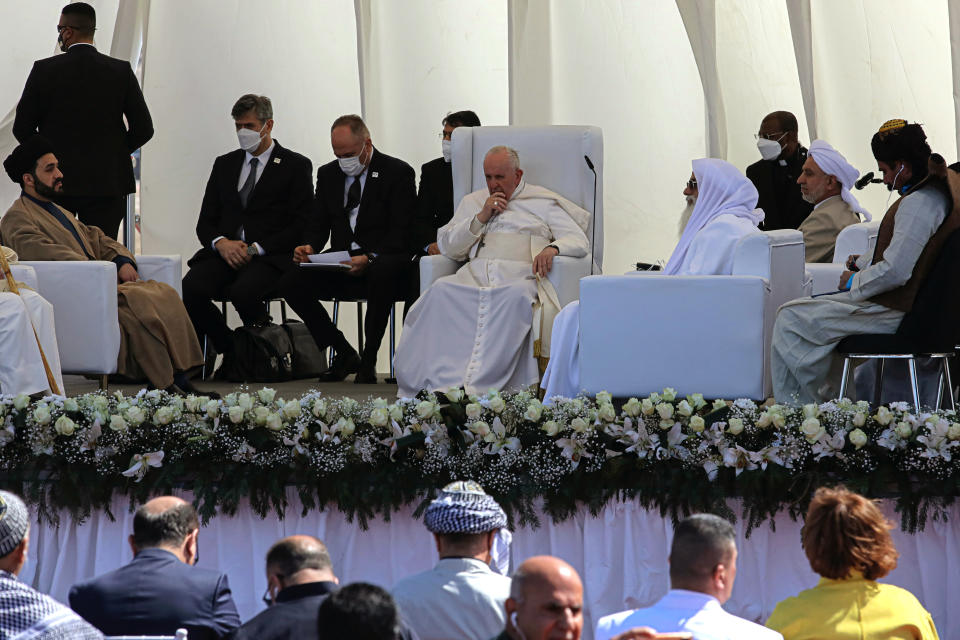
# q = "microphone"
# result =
<box><xmin>855</xmin><ymin>171</ymin><xmax>883</xmax><ymax>190</ymax></box>
<box><xmin>584</xmin><ymin>155</ymin><xmax>598</xmax><ymax>275</ymax></box>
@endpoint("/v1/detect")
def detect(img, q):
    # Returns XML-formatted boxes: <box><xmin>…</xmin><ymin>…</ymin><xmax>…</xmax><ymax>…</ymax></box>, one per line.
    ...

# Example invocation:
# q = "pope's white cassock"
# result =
<box><xmin>541</xmin><ymin>158</ymin><xmax>764</xmax><ymax>401</ymax></box>
<box><xmin>395</xmin><ymin>179</ymin><xmax>590</xmax><ymax>397</ymax></box>
<box><xmin>0</xmin><ymin>247</ymin><xmax>63</xmax><ymax>396</ymax></box>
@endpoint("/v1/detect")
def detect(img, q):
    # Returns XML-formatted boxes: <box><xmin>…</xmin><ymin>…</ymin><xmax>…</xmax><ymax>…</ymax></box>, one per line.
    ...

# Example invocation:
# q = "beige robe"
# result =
<box><xmin>798</xmin><ymin>195</ymin><xmax>861</xmax><ymax>263</ymax></box>
<box><xmin>1</xmin><ymin>196</ymin><xmax>202</xmax><ymax>388</ymax></box>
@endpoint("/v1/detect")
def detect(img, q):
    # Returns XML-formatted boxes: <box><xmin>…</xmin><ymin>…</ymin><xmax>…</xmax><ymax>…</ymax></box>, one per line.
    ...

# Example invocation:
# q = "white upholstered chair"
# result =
<box><xmin>578</xmin><ymin>229</ymin><xmax>806</xmax><ymax>400</ymax></box>
<box><xmin>418</xmin><ymin>125</ymin><xmax>604</xmax><ymax>308</ymax></box>
<box><xmin>21</xmin><ymin>255</ymin><xmax>183</xmax><ymax>386</ymax></box>
<box><xmin>806</xmin><ymin>220</ymin><xmax>881</xmax><ymax>295</ymax></box>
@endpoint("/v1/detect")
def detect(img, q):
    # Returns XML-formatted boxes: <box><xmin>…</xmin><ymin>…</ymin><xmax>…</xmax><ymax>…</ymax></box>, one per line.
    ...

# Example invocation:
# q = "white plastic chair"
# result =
<box><xmin>806</xmin><ymin>220</ymin><xmax>881</xmax><ymax>295</ymax></box>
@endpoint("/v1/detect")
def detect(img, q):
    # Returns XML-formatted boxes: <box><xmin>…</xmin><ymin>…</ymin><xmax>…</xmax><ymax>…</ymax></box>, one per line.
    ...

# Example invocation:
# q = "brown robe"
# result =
<box><xmin>0</xmin><ymin>195</ymin><xmax>202</xmax><ymax>388</ymax></box>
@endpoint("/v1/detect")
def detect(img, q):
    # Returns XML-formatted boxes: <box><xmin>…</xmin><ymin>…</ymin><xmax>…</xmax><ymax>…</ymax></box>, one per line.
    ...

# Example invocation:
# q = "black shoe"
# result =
<box><xmin>354</xmin><ymin>362</ymin><xmax>378</xmax><ymax>384</ymax></box>
<box><xmin>319</xmin><ymin>348</ymin><xmax>361</xmax><ymax>382</ymax></box>
<box><xmin>176</xmin><ymin>376</ymin><xmax>221</xmax><ymax>399</ymax></box>
<box><xmin>163</xmin><ymin>383</ymin><xmax>189</xmax><ymax>397</ymax></box>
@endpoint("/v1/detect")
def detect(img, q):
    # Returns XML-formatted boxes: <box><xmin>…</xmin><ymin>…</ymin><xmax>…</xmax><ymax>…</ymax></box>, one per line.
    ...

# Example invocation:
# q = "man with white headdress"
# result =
<box><xmin>392</xmin><ymin>480</ymin><xmax>512</xmax><ymax>640</ymax></box>
<box><xmin>394</xmin><ymin>145</ymin><xmax>590</xmax><ymax>397</ymax></box>
<box><xmin>797</xmin><ymin>140</ymin><xmax>869</xmax><ymax>263</ymax></box>
<box><xmin>542</xmin><ymin>159</ymin><xmax>764</xmax><ymax>401</ymax></box>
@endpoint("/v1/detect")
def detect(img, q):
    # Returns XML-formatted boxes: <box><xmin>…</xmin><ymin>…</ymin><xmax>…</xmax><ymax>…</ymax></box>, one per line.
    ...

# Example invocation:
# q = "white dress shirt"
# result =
<box><xmin>212</xmin><ymin>140</ymin><xmax>276</xmax><ymax>255</ymax></box>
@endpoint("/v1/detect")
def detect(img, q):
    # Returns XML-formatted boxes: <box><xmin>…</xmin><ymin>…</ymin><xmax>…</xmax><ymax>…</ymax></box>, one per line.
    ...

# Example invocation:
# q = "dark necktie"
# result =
<box><xmin>345</xmin><ymin>175</ymin><xmax>362</xmax><ymax>214</ymax></box>
<box><xmin>239</xmin><ymin>157</ymin><xmax>259</xmax><ymax>209</ymax></box>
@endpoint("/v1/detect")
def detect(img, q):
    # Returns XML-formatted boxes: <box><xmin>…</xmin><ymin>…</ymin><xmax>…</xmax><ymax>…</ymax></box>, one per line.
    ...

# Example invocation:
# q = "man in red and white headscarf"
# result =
<box><xmin>542</xmin><ymin>159</ymin><xmax>764</xmax><ymax>401</ymax></box>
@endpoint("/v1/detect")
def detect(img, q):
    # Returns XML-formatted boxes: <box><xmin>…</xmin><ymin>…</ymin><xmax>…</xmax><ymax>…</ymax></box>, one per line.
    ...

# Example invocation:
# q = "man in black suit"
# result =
<box><xmin>13</xmin><ymin>2</ymin><xmax>153</xmax><ymax>240</ymax></box>
<box><xmin>745</xmin><ymin>110</ymin><xmax>813</xmax><ymax>231</ymax></box>
<box><xmin>182</xmin><ymin>94</ymin><xmax>313</xmax><ymax>361</ymax></box>
<box><xmin>69</xmin><ymin>496</ymin><xmax>241</xmax><ymax>639</ymax></box>
<box><xmin>279</xmin><ymin>115</ymin><xmax>416</xmax><ymax>383</ymax></box>
<box><xmin>411</xmin><ymin>110</ymin><xmax>481</xmax><ymax>256</ymax></box>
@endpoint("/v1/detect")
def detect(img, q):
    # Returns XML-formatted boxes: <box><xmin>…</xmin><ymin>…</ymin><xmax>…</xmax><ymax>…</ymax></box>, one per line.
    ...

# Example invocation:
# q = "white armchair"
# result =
<box><xmin>21</xmin><ymin>255</ymin><xmax>182</xmax><ymax>382</ymax></box>
<box><xmin>807</xmin><ymin>220</ymin><xmax>881</xmax><ymax>295</ymax></box>
<box><xmin>579</xmin><ymin>230</ymin><xmax>805</xmax><ymax>400</ymax></box>
<box><xmin>418</xmin><ymin>125</ymin><xmax>603</xmax><ymax>306</ymax></box>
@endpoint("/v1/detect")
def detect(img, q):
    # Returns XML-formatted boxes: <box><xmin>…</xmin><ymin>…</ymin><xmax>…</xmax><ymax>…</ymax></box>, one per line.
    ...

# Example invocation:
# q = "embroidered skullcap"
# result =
<box><xmin>424</xmin><ymin>480</ymin><xmax>507</xmax><ymax>534</ymax></box>
<box><xmin>3</xmin><ymin>136</ymin><xmax>54</xmax><ymax>186</ymax></box>
<box><xmin>808</xmin><ymin>140</ymin><xmax>871</xmax><ymax>221</ymax></box>
<box><xmin>0</xmin><ymin>491</ymin><xmax>29</xmax><ymax>557</ymax></box>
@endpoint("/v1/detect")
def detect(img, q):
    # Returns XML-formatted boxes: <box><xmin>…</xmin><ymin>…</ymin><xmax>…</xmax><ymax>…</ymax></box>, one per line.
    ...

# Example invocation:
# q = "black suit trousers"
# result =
<box><xmin>55</xmin><ymin>193</ymin><xmax>127</xmax><ymax>240</ymax></box>
<box><xmin>279</xmin><ymin>254</ymin><xmax>413</xmax><ymax>365</ymax></box>
<box><xmin>182</xmin><ymin>254</ymin><xmax>286</xmax><ymax>352</ymax></box>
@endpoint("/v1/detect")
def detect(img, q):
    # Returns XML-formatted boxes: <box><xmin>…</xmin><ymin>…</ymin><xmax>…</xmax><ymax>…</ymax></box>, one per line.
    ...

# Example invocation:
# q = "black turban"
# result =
<box><xmin>3</xmin><ymin>135</ymin><xmax>54</xmax><ymax>186</ymax></box>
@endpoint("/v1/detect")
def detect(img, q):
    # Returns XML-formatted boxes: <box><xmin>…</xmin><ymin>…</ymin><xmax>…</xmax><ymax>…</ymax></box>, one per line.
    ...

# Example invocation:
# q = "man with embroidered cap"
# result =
<box><xmin>392</xmin><ymin>480</ymin><xmax>512</xmax><ymax>640</ymax></box>
<box><xmin>797</xmin><ymin>140</ymin><xmax>869</xmax><ymax>263</ymax></box>
<box><xmin>0</xmin><ymin>490</ymin><xmax>103</xmax><ymax>639</ymax></box>
<box><xmin>772</xmin><ymin>120</ymin><xmax>960</xmax><ymax>403</ymax></box>
<box><xmin>542</xmin><ymin>159</ymin><xmax>764</xmax><ymax>401</ymax></box>
<box><xmin>1</xmin><ymin>136</ymin><xmax>206</xmax><ymax>395</ymax></box>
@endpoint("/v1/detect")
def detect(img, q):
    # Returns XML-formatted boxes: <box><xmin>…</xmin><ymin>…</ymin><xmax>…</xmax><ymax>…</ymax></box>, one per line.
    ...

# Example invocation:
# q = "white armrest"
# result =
<box><xmin>9</xmin><ymin>265</ymin><xmax>38</xmax><ymax>290</ymax></box>
<box><xmin>579</xmin><ymin>274</ymin><xmax>769</xmax><ymax>400</ymax></box>
<box><xmin>547</xmin><ymin>255</ymin><xmax>591</xmax><ymax>307</ymax></box>
<box><xmin>806</xmin><ymin>263</ymin><xmax>845</xmax><ymax>296</ymax></box>
<box><xmin>21</xmin><ymin>260</ymin><xmax>120</xmax><ymax>374</ymax></box>
<box><xmin>137</xmin><ymin>254</ymin><xmax>182</xmax><ymax>296</ymax></box>
<box><xmin>419</xmin><ymin>255</ymin><xmax>462</xmax><ymax>293</ymax></box>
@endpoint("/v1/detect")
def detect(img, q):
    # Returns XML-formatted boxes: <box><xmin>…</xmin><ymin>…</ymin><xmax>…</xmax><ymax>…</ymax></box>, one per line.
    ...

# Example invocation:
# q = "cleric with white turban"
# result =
<box><xmin>807</xmin><ymin>139</ymin><xmax>872</xmax><ymax>221</ymax></box>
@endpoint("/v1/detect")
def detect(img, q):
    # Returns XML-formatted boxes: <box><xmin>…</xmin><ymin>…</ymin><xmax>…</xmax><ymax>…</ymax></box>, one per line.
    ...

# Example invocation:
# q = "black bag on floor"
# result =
<box><xmin>222</xmin><ymin>323</ymin><xmax>294</xmax><ymax>382</ymax></box>
<box><xmin>282</xmin><ymin>320</ymin><xmax>329</xmax><ymax>378</ymax></box>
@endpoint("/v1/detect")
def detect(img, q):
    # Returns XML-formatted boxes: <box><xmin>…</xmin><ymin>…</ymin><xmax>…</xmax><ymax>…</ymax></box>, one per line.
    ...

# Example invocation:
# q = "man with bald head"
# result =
<box><xmin>394</xmin><ymin>145</ymin><xmax>590</xmax><ymax>396</ymax></box>
<box><xmin>746</xmin><ymin>110</ymin><xmax>813</xmax><ymax>231</ymax></box>
<box><xmin>493</xmin><ymin>555</ymin><xmax>584</xmax><ymax>640</ymax></box>
<box><xmin>69</xmin><ymin>496</ymin><xmax>240</xmax><ymax>639</ymax></box>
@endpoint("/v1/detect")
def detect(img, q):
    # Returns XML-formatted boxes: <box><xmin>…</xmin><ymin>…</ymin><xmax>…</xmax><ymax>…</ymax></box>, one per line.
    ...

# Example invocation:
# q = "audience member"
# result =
<box><xmin>595</xmin><ymin>514</ymin><xmax>781</xmax><ymax>640</ymax></box>
<box><xmin>181</xmin><ymin>94</ymin><xmax>313</xmax><ymax>371</ymax></box>
<box><xmin>2</xmin><ymin>136</ymin><xmax>206</xmax><ymax>395</ymax></box>
<box><xmin>395</xmin><ymin>145</ymin><xmax>590</xmax><ymax>397</ymax></box>
<box><xmin>280</xmin><ymin>114</ymin><xmax>416</xmax><ymax>384</ymax></box>
<box><xmin>69</xmin><ymin>496</ymin><xmax>240</xmax><ymax>639</ymax></box>
<box><xmin>318</xmin><ymin>582</ymin><xmax>414</xmax><ymax>640</ymax></box>
<box><xmin>772</xmin><ymin>120</ymin><xmax>960</xmax><ymax>403</ymax></box>
<box><xmin>797</xmin><ymin>140</ymin><xmax>868</xmax><ymax>263</ymax></box>
<box><xmin>746</xmin><ymin>111</ymin><xmax>812</xmax><ymax>231</ymax></box>
<box><xmin>392</xmin><ymin>480</ymin><xmax>511</xmax><ymax>640</ymax></box>
<box><xmin>0</xmin><ymin>490</ymin><xmax>103</xmax><ymax>639</ymax></box>
<box><xmin>13</xmin><ymin>2</ymin><xmax>154</xmax><ymax>239</ymax></box>
<box><xmin>494</xmin><ymin>555</ymin><xmax>584</xmax><ymax>640</ymax></box>
<box><xmin>542</xmin><ymin>159</ymin><xmax>764</xmax><ymax>401</ymax></box>
<box><xmin>412</xmin><ymin>110</ymin><xmax>482</xmax><ymax>256</ymax></box>
<box><xmin>766</xmin><ymin>486</ymin><xmax>939</xmax><ymax>639</ymax></box>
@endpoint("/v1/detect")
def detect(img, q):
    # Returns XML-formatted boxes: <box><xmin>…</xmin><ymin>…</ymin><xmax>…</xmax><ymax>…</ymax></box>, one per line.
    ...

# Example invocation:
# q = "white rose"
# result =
<box><xmin>341</xmin><ymin>397</ymin><xmax>359</xmax><ymax>413</ymax></box>
<box><xmin>154</xmin><ymin>406</ymin><xmax>174</xmax><ymax>425</ymax></box>
<box><xmin>948</xmin><ymin>423</ymin><xmax>960</xmax><ymax>441</ymax></box>
<box><xmin>648</xmin><ymin>392</ymin><xmax>661</xmax><ymax>404</ymax></box>
<box><xmin>688</xmin><ymin>394</ymin><xmax>706</xmax><ymax>409</ymax></box>
<box><xmin>659</xmin><ymin>419</ymin><xmax>675</xmax><ymax>430</ymax></box>
<box><xmin>875</xmin><ymin>406</ymin><xmax>894</xmax><ymax>426</ymax></box>
<box><xmin>488</xmin><ymin>395</ymin><xmax>506</xmax><ymax>414</ymax></box>
<box><xmin>371</xmin><ymin>397</ymin><xmax>389</xmax><ymax>409</ymax></box>
<box><xmin>802</xmin><ymin>403</ymin><xmax>820</xmax><ymax>419</ymax></box>
<box><xmin>641</xmin><ymin>398</ymin><xmax>655</xmax><ymax>416</ymax></box>
<box><xmin>656</xmin><ymin>403</ymin><xmax>674</xmax><ymax>420</ymax></box>
<box><xmin>224</xmin><ymin>393</ymin><xmax>238</xmax><ymax>407</ymax></box>
<box><xmin>689</xmin><ymin>415</ymin><xmax>706</xmax><ymax>432</ymax></box>
<box><xmin>662</xmin><ymin>388</ymin><xmax>677</xmax><ymax>402</ymax></box>
<box><xmin>63</xmin><ymin>398</ymin><xmax>79</xmax><ymax>413</ymax></box>
<box><xmin>712</xmin><ymin>398</ymin><xmax>728</xmax><ymax>412</ymax></box>
<box><xmin>800</xmin><ymin>417</ymin><xmax>822</xmax><ymax>441</ymax></box>
<box><xmin>337</xmin><ymin>417</ymin><xmax>356</xmax><ymax>436</ymax></box>
<box><xmin>33</xmin><ymin>404</ymin><xmax>51</xmax><ymax>425</ymax></box>
<box><xmin>258</xmin><ymin>388</ymin><xmax>277</xmax><ymax>404</ymax></box>
<box><xmin>369</xmin><ymin>407</ymin><xmax>389</xmax><ymax>427</ymax></box>
<box><xmin>445</xmin><ymin>388</ymin><xmax>465</xmax><ymax>403</ymax></box>
<box><xmin>757</xmin><ymin>413</ymin><xmax>772</xmax><ymax>428</ymax></box>
<box><xmin>852</xmin><ymin>412</ymin><xmax>867</xmax><ymax>427</ymax></box>
<box><xmin>228</xmin><ymin>405</ymin><xmax>245</xmax><ymax>424</ymax></box>
<box><xmin>525</xmin><ymin>401</ymin><xmax>544</xmax><ymax>422</ymax></box>
<box><xmin>772</xmin><ymin>413</ymin><xmax>786</xmax><ymax>428</ymax></box>
<box><xmin>465</xmin><ymin>403</ymin><xmax>483</xmax><ymax>420</ymax></box>
<box><xmin>570</xmin><ymin>417</ymin><xmax>589</xmax><ymax>433</ymax></box>
<box><xmin>676</xmin><ymin>400</ymin><xmax>694</xmax><ymax>417</ymax></box>
<box><xmin>541</xmin><ymin>420</ymin><xmax>560</xmax><ymax>436</ymax></box>
<box><xmin>92</xmin><ymin>395</ymin><xmax>108</xmax><ymax>411</ymax></box>
<box><xmin>727</xmin><ymin>418</ymin><xmax>744</xmax><ymax>436</ymax></box>
<box><xmin>471</xmin><ymin>421</ymin><xmax>491</xmax><ymax>437</ymax></box>
<box><xmin>253</xmin><ymin>406</ymin><xmax>270</xmax><ymax>426</ymax></box>
<box><xmin>895</xmin><ymin>421</ymin><xmax>913</xmax><ymax>439</ymax></box>
<box><xmin>623</xmin><ymin>398</ymin><xmax>641</xmax><ymax>417</ymax></box>
<box><xmin>596</xmin><ymin>391</ymin><xmax>613</xmax><ymax>405</ymax></box>
<box><xmin>265</xmin><ymin>413</ymin><xmax>283</xmax><ymax>431</ymax></box>
<box><xmin>127</xmin><ymin>406</ymin><xmax>146</xmax><ymax>426</ymax></box>
<box><xmin>416</xmin><ymin>400</ymin><xmax>436</xmax><ymax>420</ymax></box>
<box><xmin>598</xmin><ymin>403</ymin><xmax>617</xmax><ymax>423</ymax></box>
<box><xmin>204</xmin><ymin>400</ymin><xmax>220</xmax><ymax>420</ymax></box>
<box><xmin>109</xmin><ymin>414</ymin><xmax>128</xmax><ymax>432</ymax></box>
<box><xmin>54</xmin><ymin>415</ymin><xmax>76</xmax><ymax>436</ymax></box>
<box><xmin>283</xmin><ymin>400</ymin><xmax>301</xmax><ymax>420</ymax></box>
<box><xmin>237</xmin><ymin>393</ymin><xmax>254</xmax><ymax>411</ymax></box>
<box><xmin>312</xmin><ymin>399</ymin><xmax>328</xmax><ymax>418</ymax></box>
<box><xmin>13</xmin><ymin>394</ymin><xmax>30</xmax><ymax>410</ymax></box>
<box><xmin>849</xmin><ymin>428</ymin><xmax>868</xmax><ymax>449</ymax></box>
<box><xmin>184</xmin><ymin>395</ymin><xmax>201</xmax><ymax>413</ymax></box>
<box><xmin>388</xmin><ymin>404</ymin><xmax>403</xmax><ymax>421</ymax></box>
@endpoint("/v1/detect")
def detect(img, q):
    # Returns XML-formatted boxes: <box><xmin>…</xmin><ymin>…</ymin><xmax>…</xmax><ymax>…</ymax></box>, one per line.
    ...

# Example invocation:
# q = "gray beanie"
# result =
<box><xmin>0</xmin><ymin>491</ymin><xmax>29</xmax><ymax>557</ymax></box>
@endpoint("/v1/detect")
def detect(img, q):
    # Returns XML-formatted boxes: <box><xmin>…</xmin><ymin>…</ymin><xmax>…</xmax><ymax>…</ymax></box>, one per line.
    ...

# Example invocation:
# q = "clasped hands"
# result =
<box><xmin>838</xmin><ymin>253</ymin><xmax>860</xmax><ymax>290</ymax></box>
<box><xmin>293</xmin><ymin>244</ymin><xmax>369</xmax><ymax>276</ymax></box>
<box><xmin>478</xmin><ymin>191</ymin><xmax>559</xmax><ymax>277</ymax></box>
<box><xmin>215</xmin><ymin>238</ymin><xmax>251</xmax><ymax>270</ymax></box>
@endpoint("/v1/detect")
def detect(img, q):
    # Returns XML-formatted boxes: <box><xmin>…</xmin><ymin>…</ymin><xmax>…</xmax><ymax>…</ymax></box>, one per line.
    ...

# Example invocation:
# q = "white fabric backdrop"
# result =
<box><xmin>20</xmin><ymin>494</ymin><xmax>960</xmax><ymax>640</ymax></box>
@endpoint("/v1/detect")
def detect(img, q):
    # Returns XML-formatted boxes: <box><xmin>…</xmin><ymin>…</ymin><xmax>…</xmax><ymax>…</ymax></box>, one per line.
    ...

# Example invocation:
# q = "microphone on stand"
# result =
<box><xmin>584</xmin><ymin>155</ymin><xmax>598</xmax><ymax>275</ymax></box>
<box><xmin>855</xmin><ymin>171</ymin><xmax>883</xmax><ymax>190</ymax></box>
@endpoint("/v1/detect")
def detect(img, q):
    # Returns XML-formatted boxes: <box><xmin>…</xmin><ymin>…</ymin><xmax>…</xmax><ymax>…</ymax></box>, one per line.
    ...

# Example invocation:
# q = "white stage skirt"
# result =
<box><xmin>21</xmin><ymin>490</ymin><xmax>960</xmax><ymax>640</ymax></box>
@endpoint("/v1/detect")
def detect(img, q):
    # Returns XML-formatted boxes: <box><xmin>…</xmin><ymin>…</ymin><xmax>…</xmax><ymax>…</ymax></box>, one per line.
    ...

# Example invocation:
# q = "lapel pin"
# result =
<box><xmin>273</xmin><ymin>157</ymin><xmax>281</xmax><ymax>164</ymax></box>
<box><xmin>372</xmin><ymin>171</ymin><xmax>379</xmax><ymax>178</ymax></box>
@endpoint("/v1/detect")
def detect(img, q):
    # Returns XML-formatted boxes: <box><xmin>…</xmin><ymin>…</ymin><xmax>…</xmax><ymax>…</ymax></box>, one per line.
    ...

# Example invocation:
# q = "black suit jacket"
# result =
<box><xmin>191</xmin><ymin>140</ymin><xmax>314</xmax><ymax>268</ymax></box>
<box><xmin>13</xmin><ymin>44</ymin><xmax>153</xmax><ymax>197</ymax></box>
<box><xmin>746</xmin><ymin>144</ymin><xmax>813</xmax><ymax>231</ymax></box>
<box><xmin>307</xmin><ymin>149</ymin><xmax>416</xmax><ymax>255</ymax></box>
<box><xmin>68</xmin><ymin>548</ymin><xmax>241</xmax><ymax>639</ymax></box>
<box><xmin>411</xmin><ymin>157</ymin><xmax>454</xmax><ymax>252</ymax></box>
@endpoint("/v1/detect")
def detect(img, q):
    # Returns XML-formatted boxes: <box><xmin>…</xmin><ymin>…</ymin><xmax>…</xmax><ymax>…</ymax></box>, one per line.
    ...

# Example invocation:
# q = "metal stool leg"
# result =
<box><xmin>944</xmin><ymin>357</ymin><xmax>956</xmax><ymax>412</ymax></box>
<box><xmin>873</xmin><ymin>358</ymin><xmax>885</xmax><ymax>407</ymax></box>
<box><xmin>356</xmin><ymin>301</ymin><xmax>364</xmax><ymax>356</ymax></box>
<box><xmin>330</xmin><ymin>300</ymin><xmax>340</xmax><ymax>367</ymax></box>
<box><xmin>907</xmin><ymin>357</ymin><xmax>921</xmax><ymax>412</ymax></box>
<box><xmin>936</xmin><ymin>367</ymin><xmax>945</xmax><ymax>412</ymax></box>
<box><xmin>389</xmin><ymin>303</ymin><xmax>397</xmax><ymax>379</ymax></box>
<box><xmin>838</xmin><ymin>357</ymin><xmax>851</xmax><ymax>400</ymax></box>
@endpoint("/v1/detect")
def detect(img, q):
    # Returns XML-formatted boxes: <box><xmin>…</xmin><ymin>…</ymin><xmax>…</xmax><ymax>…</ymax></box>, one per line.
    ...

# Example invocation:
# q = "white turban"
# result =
<box><xmin>664</xmin><ymin>158</ymin><xmax>764</xmax><ymax>276</ymax></box>
<box><xmin>807</xmin><ymin>139</ymin><xmax>872</xmax><ymax>221</ymax></box>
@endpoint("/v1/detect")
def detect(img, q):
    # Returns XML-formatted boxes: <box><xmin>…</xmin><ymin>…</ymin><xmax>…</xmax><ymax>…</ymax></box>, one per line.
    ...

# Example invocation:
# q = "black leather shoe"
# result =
<box><xmin>319</xmin><ymin>348</ymin><xmax>361</xmax><ymax>382</ymax></box>
<box><xmin>176</xmin><ymin>376</ymin><xmax>221</xmax><ymax>399</ymax></box>
<box><xmin>353</xmin><ymin>362</ymin><xmax>378</xmax><ymax>384</ymax></box>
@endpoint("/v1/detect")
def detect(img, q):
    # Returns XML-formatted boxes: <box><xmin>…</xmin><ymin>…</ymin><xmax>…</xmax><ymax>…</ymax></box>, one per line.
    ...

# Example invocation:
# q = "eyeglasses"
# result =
<box><xmin>686</xmin><ymin>179</ymin><xmax>698</xmax><ymax>190</ymax></box>
<box><xmin>262</xmin><ymin>574</ymin><xmax>284</xmax><ymax>606</ymax></box>
<box><xmin>754</xmin><ymin>131</ymin><xmax>787</xmax><ymax>142</ymax></box>
<box><xmin>438</xmin><ymin>132</ymin><xmax>453</xmax><ymax>140</ymax></box>
<box><xmin>56</xmin><ymin>24</ymin><xmax>79</xmax><ymax>33</ymax></box>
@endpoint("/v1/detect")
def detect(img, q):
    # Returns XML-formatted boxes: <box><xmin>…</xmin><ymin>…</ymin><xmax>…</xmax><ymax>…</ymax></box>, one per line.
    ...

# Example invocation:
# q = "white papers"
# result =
<box><xmin>300</xmin><ymin>251</ymin><xmax>352</xmax><ymax>270</ymax></box>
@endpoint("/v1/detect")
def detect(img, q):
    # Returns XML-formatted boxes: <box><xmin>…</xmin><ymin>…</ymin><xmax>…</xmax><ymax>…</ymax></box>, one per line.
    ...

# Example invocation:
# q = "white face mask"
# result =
<box><xmin>237</xmin><ymin>124</ymin><xmax>265</xmax><ymax>153</ymax></box>
<box><xmin>441</xmin><ymin>140</ymin><xmax>452</xmax><ymax>163</ymax></box>
<box><xmin>757</xmin><ymin>137</ymin><xmax>782</xmax><ymax>161</ymax></box>
<box><xmin>338</xmin><ymin>147</ymin><xmax>367</xmax><ymax>176</ymax></box>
